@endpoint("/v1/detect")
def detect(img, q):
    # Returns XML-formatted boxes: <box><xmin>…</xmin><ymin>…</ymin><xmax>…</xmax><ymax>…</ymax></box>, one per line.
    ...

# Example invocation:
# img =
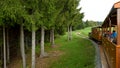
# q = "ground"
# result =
<box><xmin>8</xmin><ymin>48</ymin><xmax>64</xmax><ymax>68</ymax></box>
<box><xmin>7</xmin><ymin>27</ymin><xmax>97</xmax><ymax>68</ymax></box>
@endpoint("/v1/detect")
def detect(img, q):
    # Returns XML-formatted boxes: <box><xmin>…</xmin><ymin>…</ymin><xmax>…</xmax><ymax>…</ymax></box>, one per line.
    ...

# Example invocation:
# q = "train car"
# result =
<box><xmin>89</xmin><ymin>26</ymin><xmax>102</xmax><ymax>41</ymax></box>
<box><xmin>101</xmin><ymin>1</ymin><xmax>120</xmax><ymax>68</ymax></box>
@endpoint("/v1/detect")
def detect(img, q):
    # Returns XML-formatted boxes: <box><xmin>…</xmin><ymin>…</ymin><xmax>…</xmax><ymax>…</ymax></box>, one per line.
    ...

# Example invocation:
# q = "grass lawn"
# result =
<box><xmin>49</xmin><ymin>27</ymin><xmax>95</xmax><ymax>68</ymax></box>
<box><xmin>74</xmin><ymin>27</ymin><xmax>92</xmax><ymax>37</ymax></box>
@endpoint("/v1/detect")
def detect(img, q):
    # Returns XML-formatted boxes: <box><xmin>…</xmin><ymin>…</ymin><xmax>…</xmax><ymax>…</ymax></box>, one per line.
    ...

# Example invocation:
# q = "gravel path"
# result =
<box><xmin>89</xmin><ymin>40</ymin><xmax>102</xmax><ymax>68</ymax></box>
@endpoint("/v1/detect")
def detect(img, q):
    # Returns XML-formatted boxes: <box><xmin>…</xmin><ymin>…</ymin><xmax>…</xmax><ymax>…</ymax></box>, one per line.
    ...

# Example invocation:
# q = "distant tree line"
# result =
<box><xmin>73</xmin><ymin>20</ymin><xmax>103</xmax><ymax>30</ymax></box>
<box><xmin>84</xmin><ymin>20</ymin><xmax>103</xmax><ymax>27</ymax></box>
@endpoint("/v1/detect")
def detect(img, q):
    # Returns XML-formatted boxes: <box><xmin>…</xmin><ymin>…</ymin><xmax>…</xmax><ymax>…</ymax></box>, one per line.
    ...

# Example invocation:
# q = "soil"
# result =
<box><xmin>7</xmin><ymin>56</ymin><xmax>22</xmax><ymax>68</ymax></box>
<box><xmin>7</xmin><ymin>49</ymin><xmax>64</xmax><ymax>68</ymax></box>
<box><xmin>36</xmin><ymin>50</ymin><xmax>64</xmax><ymax>68</ymax></box>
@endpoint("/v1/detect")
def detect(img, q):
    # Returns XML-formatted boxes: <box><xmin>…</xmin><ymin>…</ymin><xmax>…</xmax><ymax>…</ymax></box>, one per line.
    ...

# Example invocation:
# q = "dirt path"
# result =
<box><xmin>7</xmin><ymin>49</ymin><xmax>64</xmax><ymax>68</ymax></box>
<box><xmin>35</xmin><ymin>50</ymin><xmax>64</xmax><ymax>68</ymax></box>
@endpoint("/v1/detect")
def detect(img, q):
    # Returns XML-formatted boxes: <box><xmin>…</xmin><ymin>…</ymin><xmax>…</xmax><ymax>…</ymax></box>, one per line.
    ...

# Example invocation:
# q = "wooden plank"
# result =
<box><xmin>116</xmin><ymin>45</ymin><xmax>120</xmax><ymax>68</ymax></box>
<box><xmin>117</xmin><ymin>9</ymin><xmax>120</xmax><ymax>45</ymax></box>
<box><xmin>102</xmin><ymin>37</ymin><xmax>116</xmax><ymax>68</ymax></box>
<box><xmin>100</xmin><ymin>45</ymin><xmax>109</xmax><ymax>68</ymax></box>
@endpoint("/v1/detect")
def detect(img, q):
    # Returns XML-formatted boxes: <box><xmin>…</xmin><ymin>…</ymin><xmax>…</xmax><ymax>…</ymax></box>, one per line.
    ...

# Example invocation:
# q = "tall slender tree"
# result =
<box><xmin>61</xmin><ymin>0</ymin><xmax>84</xmax><ymax>41</ymax></box>
<box><xmin>22</xmin><ymin>0</ymin><xmax>40</xmax><ymax>67</ymax></box>
<box><xmin>38</xmin><ymin>0</ymin><xmax>49</xmax><ymax>57</ymax></box>
<box><xmin>20</xmin><ymin>23</ymin><xmax>26</xmax><ymax>68</ymax></box>
<box><xmin>14</xmin><ymin>1</ymin><xmax>27</xmax><ymax>68</ymax></box>
<box><xmin>49</xmin><ymin>0</ymin><xmax>68</xmax><ymax>47</ymax></box>
<box><xmin>6</xmin><ymin>28</ymin><xmax>10</xmax><ymax>63</ymax></box>
<box><xmin>3</xmin><ymin>26</ymin><xmax>6</xmax><ymax>68</ymax></box>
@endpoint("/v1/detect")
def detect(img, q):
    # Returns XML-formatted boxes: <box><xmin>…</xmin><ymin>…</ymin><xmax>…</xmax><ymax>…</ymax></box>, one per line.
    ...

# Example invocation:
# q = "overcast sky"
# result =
<box><xmin>79</xmin><ymin>0</ymin><xmax>119</xmax><ymax>21</ymax></box>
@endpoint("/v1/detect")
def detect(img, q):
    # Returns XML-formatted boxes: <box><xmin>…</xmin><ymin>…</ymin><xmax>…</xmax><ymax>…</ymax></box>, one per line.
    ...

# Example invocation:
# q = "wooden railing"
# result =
<box><xmin>116</xmin><ymin>45</ymin><xmax>120</xmax><ymax>68</ymax></box>
<box><xmin>102</xmin><ymin>37</ymin><xmax>116</xmax><ymax>68</ymax></box>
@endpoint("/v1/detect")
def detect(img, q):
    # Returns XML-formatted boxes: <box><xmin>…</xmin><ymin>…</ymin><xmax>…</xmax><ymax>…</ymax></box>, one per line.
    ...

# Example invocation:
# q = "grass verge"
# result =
<box><xmin>49</xmin><ymin>27</ymin><xmax>95</xmax><ymax>68</ymax></box>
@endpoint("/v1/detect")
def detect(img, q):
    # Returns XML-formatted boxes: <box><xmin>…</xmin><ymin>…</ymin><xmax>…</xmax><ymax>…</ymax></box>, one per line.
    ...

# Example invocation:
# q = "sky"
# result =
<box><xmin>79</xmin><ymin>0</ymin><xmax>120</xmax><ymax>21</ymax></box>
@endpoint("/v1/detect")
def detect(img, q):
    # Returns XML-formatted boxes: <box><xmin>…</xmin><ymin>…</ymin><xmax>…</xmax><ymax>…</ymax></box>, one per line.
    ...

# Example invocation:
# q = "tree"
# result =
<box><xmin>3</xmin><ymin>26</ymin><xmax>6</xmax><ymax>68</ymax></box>
<box><xmin>71</xmin><ymin>9</ymin><xmax>84</xmax><ymax>30</ymax></box>
<box><xmin>43</xmin><ymin>0</ymin><xmax>62</xmax><ymax>47</ymax></box>
<box><xmin>0</xmin><ymin>0</ymin><xmax>84</xmax><ymax>67</ymax></box>
<box><xmin>49</xmin><ymin>0</ymin><xmax>68</xmax><ymax>47</ymax></box>
<box><xmin>22</xmin><ymin>0</ymin><xmax>40</xmax><ymax>67</ymax></box>
<box><xmin>84</xmin><ymin>20</ymin><xmax>98</xmax><ymax>27</ymax></box>
<box><xmin>20</xmin><ymin>23</ymin><xmax>26</xmax><ymax>68</ymax></box>
<box><xmin>13</xmin><ymin>1</ymin><xmax>27</xmax><ymax>68</ymax></box>
<box><xmin>48</xmin><ymin>0</ymin><xmax>57</xmax><ymax>47</ymax></box>
<box><xmin>17</xmin><ymin>2</ymin><xmax>27</xmax><ymax>68</ymax></box>
<box><xmin>39</xmin><ymin>0</ymin><xmax>48</xmax><ymax>57</ymax></box>
<box><xmin>6</xmin><ymin>28</ymin><xmax>10</xmax><ymax>63</ymax></box>
<box><xmin>0</xmin><ymin>0</ymin><xmax>27</xmax><ymax>68</ymax></box>
<box><xmin>60</xmin><ymin>0</ymin><xmax>83</xmax><ymax>41</ymax></box>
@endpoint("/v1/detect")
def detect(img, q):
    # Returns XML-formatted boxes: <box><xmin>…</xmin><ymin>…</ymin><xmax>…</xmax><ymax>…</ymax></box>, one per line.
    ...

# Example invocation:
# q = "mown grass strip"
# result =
<box><xmin>49</xmin><ymin>28</ymin><xmax>95</xmax><ymax>68</ymax></box>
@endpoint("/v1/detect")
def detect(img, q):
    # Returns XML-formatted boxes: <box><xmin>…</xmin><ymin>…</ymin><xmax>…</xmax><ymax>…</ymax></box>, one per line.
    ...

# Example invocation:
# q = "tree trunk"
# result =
<box><xmin>6</xmin><ymin>28</ymin><xmax>10</xmax><ymax>63</ymax></box>
<box><xmin>0</xmin><ymin>42</ymin><xmax>3</xmax><ymax>67</ymax></box>
<box><xmin>40</xmin><ymin>26</ymin><xmax>45</xmax><ymax>57</ymax></box>
<box><xmin>70</xmin><ymin>26</ymin><xmax>72</xmax><ymax>40</ymax></box>
<box><xmin>31</xmin><ymin>27</ymin><xmax>36</xmax><ymax>68</ymax></box>
<box><xmin>0</xmin><ymin>46</ymin><xmax>2</xmax><ymax>61</ymax></box>
<box><xmin>25</xmin><ymin>37</ymin><xmax>29</xmax><ymax>50</ymax></box>
<box><xmin>20</xmin><ymin>24</ymin><xmax>26</xmax><ymax>68</ymax></box>
<box><xmin>51</xmin><ymin>27</ymin><xmax>55</xmax><ymax>47</ymax></box>
<box><xmin>3</xmin><ymin>26</ymin><xmax>6</xmax><ymax>68</ymax></box>
<box><xmin>67</xmin><ymin>25</ymin><xmax>70</xmax><ymax>41</ymax></box>
<box><xmin>50</xmin><ymin>30</ymin><xmax>52</xmax><ymax>43</ymax></box>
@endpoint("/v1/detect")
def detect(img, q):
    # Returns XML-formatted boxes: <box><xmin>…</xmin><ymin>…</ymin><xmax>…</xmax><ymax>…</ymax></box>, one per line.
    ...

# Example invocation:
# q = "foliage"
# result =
<box><xmin>0</xmin><ymin>0</ymin><xmax>84</xmax><ymax>67</ymax></box>
<box><xmin>83</xmin><ymin>20</ymin><xmax>102</xmax><ymax>28</ymax></box>
<box><xmin>73</xmin><ymin>22</ymin><xmax>85</xmax><ymax>30</ymax></box>
<box><xmin>54</xmin><ymin>0</ymin><xmax>84</xmax><ymax>33</ymax></box>
<box><xmin>0</xmin><ymin>0</ymin><xmax>24</xmax><ymax>26</ymax></box>
<box><xmin>0</xmin><ymin>0</ymin><xmax>84</xmax><ymax>34</ymax></box>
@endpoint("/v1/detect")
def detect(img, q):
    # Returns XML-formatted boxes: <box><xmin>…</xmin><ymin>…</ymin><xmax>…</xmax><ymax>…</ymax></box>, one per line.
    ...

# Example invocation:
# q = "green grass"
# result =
<box><xmin>49</xmin><ymin>27</ymin><xmax>95</xmax><ymax>68</ymax></box>
<box><xmin>74</xmin><ymin>27</ymin><xmax>91</xmax><ymax>37</ymax></box>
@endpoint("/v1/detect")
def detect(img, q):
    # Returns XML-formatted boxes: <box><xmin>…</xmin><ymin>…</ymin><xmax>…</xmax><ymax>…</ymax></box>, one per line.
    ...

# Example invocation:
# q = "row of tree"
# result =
<box><xmin>73</xmin><ymin>20</ymin><xmax>102</xmax><ymax>30</ymax></box>
<box><xmin>0</xmin><ymin>0</ymin><xmax>84</xmax><ymax>68</ymax></box>
<box><xmin>84</xmin><ymin>20</ymin><xmax>102</xmax><ymax>27</ymax></box>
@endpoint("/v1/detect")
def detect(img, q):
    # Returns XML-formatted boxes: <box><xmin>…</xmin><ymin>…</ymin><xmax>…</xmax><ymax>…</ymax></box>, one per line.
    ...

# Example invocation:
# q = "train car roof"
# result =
<box><xmin>102</xmin><ymin>1</ymin><xmax>120</xmax><ymax>27</ymax></box>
